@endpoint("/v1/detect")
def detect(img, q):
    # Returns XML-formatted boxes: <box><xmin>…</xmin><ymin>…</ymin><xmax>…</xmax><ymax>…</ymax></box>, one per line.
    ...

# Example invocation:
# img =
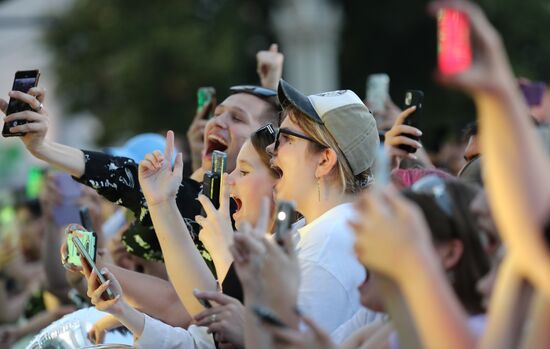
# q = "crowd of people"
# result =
<box><xmin>1</xmin><ymin>1</ymin><xmax>549</xmax><ymax>348</ymax></box>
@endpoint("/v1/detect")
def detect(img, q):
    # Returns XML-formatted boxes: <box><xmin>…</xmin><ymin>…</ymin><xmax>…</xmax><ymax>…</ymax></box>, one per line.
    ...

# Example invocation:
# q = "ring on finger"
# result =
<box><xmin>210</xmin><ymin>314</ymin><xmax>217</xmax><ymax>323</ymax></box>
<box><xmin>34</xmin><ymin>102</ymin><xmax>43</xmax><ymax>112</ymax></box>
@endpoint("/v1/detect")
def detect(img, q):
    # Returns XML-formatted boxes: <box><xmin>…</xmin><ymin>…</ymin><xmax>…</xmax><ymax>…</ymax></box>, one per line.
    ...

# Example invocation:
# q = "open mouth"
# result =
<box><xmin>231</xmin><ymin>195</ymin><xmax>243</xmax><ymax>221</ymax></box>
<box><xmin>204</xmin><ymin>134</ymin><xmax>228</xmax><ymax>157</ymax></box>
<box><xmin>269</xmin><ymin>160</ymin><xmax>283</xmax><ymax>178</ymax></box>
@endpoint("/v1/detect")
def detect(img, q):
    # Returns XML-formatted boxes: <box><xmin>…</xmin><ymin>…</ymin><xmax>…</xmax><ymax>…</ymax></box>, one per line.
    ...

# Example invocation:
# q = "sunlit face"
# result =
<box><xmin>228</xmin><ymin>141</ymin><xmax>277</xmax><ymax>228</ymax></box>
<box><xmin>268</xmin><ymin>117</ymin><xmax>319</xmax><ymax>209</ymax></box>
<box><xmin>202</xmin><ymin>93</ymin><xmax>269</xmax><ymax>173</ymax></box>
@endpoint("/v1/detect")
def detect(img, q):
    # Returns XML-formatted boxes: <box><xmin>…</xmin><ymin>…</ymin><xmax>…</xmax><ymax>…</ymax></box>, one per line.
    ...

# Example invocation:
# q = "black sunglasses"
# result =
<box><xmin>254</xmin><ymin>123</ymin><xmax>277</xmax><ymax>144</ymax></box>
<box><xmin>229</xmin><ymin>85</ymin><xmax>277</xmax><ymax>98</ymax></box>
<box><xmin>274</xmin><ymin>128</ymin><xmax>325</xmax><ymax>151</ymax></box>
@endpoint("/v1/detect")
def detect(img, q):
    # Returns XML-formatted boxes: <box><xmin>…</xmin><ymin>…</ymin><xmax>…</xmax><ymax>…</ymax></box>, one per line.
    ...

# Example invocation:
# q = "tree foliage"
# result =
<box><xmin>45</xmin><ymin>0</ymin><xmax>273</xmax><ymax>144</ymax></box>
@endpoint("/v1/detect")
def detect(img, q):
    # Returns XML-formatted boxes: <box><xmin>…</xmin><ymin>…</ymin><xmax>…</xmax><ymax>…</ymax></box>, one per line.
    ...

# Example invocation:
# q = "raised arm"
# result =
<box><xmin>138</xmin><ymin>131</ymin><xmax>217</xmax><ymax>317</ymax></box>
<box><xmin>0</xmin><ymin>88</ymin><xmax>85</xmax><ymax>177</ymax></box>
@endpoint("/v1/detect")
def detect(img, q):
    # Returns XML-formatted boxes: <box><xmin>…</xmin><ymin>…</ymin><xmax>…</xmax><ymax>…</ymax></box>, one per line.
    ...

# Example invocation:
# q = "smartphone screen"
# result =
<box><xmin>437</xmin><ymin>9</ymin><xmax>472</xmax><ymax>76</ymax></box>
<box><xmin>2</xmin><ymin>70</ymin><xmax>40</xmax><ymax>137</ymax></box>
<box><xmin>197</xmin><ymin>87</ymin><xmax>216</xmax><ymax>119</ymax></box>
<box><xmin>72</xmin><ymin>235</ymin><xmax>115</xmax><ymax>300</ymax></box>
<box><xmin>366</xmin><ymin>74</ymin><xmax>390</xmax><ymax>114</ymax></box>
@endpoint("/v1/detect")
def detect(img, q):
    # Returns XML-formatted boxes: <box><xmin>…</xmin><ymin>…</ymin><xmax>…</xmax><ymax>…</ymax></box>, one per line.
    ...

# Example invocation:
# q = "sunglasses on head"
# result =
<box><xmin>274</xmin><ymin>128</ymin><xmax>326</xmax><ymax>151</ymax></box>
<box><xmin>254</xmin><ymin>123</ymin><xmax>277</xmax><ymax>144</ymax></box>
<box><xmin>411</xmin><ymin>175</ymin><xmax>454</xmax><ymax>218</ymax></box>
<box><xmin>229</xmin><ymin>85</ymin><xmax>277</xmax><ymax>98</ymax></box>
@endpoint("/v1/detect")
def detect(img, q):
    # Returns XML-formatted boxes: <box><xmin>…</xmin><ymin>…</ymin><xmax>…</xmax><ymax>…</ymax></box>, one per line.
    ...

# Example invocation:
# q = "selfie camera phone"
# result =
<box><xmin>252</xmin><ymin>305</ymin><xmax>288</xmax><ymax>328</ymax></box>
<box><xmin>273</xmin><ymin>200</ymin><xmax>296</xmax><ymax>245</ymax></box>
<box><xmin>201</xmin><ymin>151</ymin><xmax>227</xmax><ymax>215</ymax></box>
<box><xmin>72</xmin><ymin>235</ymin><xmax>115</xmax><ymax>300</ymax></box>
<box><xmin>398</xmin><ymin>90</ymin><xmax>424</xmax><ymax>153</ymax></box>
<box><xmin>438</xmin><ymin>8</ymin><xmax>472</xmax><ymax>76</ymax></box>
<box><xmin>197</xmin><ymin>87</ymin><xmax>216</xmax><ymax>119</ymax></box>
<box><xmin>366</xmin><ymin>74</ymin><xmax>390</xmax><ymax>114</ymax></box>
<box><xmin>67</xmin><ymin>229</ymin><xmax>97</xmax><ymax>268</ymax></box>
<box><xmin>2</xmin><ymin>70</ymin><xmax>40</xmax><ymax>137</ymax></box>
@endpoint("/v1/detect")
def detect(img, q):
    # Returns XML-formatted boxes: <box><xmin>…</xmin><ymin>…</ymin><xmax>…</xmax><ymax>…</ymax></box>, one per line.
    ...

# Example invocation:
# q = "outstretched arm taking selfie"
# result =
<box><xmin>139</xmin><ymin>131</ymin><xmax>217</xmax><ymax>317</ymax></box>
<box><xmin>0</xmin><ymin>88</ymin><xmax>85</xmax><ymax>178</ymax></box>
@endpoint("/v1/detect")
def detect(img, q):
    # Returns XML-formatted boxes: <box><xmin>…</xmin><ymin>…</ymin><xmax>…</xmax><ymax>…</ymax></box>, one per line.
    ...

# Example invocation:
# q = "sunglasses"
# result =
<box><xmin>410</xmin><ymin>175</ymin><xmax>454</xmax><ymax>217</ymax></box>
<box><xmin>229</xmin><ymin>85</ymin><xmax>277</xmax><ymax>98</ymax></box>
<box><xmin>274</xmin><ymin>128</ymin><xmax>326</xmax><ymax>151</ymax></box>
<box><xmin>254</xmin><ymin>123</ymin><xmax>277</xmax><ymax>144</ymax></box>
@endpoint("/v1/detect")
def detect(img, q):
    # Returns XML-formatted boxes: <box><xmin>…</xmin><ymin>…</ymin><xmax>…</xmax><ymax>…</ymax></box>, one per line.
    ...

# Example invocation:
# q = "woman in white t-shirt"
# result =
<box><xmin>235</xmin><ymin>79</ymin><xmax>382</xmax><ymax>348</ymax></box>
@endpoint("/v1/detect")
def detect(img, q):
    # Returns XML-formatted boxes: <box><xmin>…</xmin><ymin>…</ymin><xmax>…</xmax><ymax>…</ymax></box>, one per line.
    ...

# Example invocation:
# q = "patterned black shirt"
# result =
<box><xmin>74</xmin><ymin>150</ymin><xmax>215</xmax><ymax>273</ymax></box>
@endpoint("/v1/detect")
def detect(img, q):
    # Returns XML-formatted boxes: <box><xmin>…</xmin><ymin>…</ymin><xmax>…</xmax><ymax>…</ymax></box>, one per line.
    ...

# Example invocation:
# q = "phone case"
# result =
<box><xmin>67</xmin><ymin>229</ymin><xmax>97</xmax><ymax>268</ymax></box>
<box><xmin>2</xmin><ymin>70</ymin><xmax>40</xmax><ymax>137</ymax></box>
<box><xmin>398</xmin><ymin>90</ymin><xmax>424</xmax><ymax>153</ymax></box>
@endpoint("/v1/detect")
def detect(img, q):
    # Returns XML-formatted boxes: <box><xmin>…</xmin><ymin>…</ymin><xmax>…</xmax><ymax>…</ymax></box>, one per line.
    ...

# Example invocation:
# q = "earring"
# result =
<box><xmin>317</xmin><ymin>178</ymin><xmax>321</xmax><ymax>202</ymax></box>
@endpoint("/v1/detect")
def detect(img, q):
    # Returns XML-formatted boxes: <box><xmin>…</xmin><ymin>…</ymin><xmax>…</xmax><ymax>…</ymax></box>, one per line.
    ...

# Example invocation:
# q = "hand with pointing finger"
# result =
<box><xmin>138</xmin><ymin>130</ymin><xmax>184</xmax><ymax>206</ymax></box>
<box><xmin>256</xmin><ymin>43</ymin><xmax>284</xmax><ymax>90</ymax></box>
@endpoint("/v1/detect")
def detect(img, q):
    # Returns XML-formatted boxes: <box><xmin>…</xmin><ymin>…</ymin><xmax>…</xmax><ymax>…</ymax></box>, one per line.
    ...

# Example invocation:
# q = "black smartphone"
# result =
<box><xmin>79</xmin><ymin>207</ymin><xmax>94</xmax><ymax>232</ymax></box>
<box><xmin>252</xmin><ymin>305</ymin><xmax>288</xmax><ymax>328</ymax></box>
<box><xmin>273</xmin><ymin>200</ymin><xmax>296</xmax><ymax>245</ymax></box>
<box><xmin>197</xmin><ymin>87</ymin><xmax>216</xmax><ymax>120</ymax></box>
<box><xmin>398</xmin><ymin>90</ymin><xmax>424</xmax><ymax>153</ymax></box>
<box><xmin>2</xmin><ymin>70</ymin><xmax>40</xmax><ymax>137</ymax></box>
<box><xmin>201</xmin><ymin>150</ymin><xmax>227</xmax><ymax>216</ymax></box>
<box><xmin>72</xmin><ymin>235</ymin><xmax>115</xmax><ymax>300</ymax></box>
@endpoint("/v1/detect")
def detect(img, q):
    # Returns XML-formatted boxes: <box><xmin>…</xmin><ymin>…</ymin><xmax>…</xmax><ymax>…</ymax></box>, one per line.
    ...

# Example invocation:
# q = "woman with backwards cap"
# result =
<box><xmin>231</xmin><ymin>79</ymin><xmax>384</xmax><ymax>349</ymax></box>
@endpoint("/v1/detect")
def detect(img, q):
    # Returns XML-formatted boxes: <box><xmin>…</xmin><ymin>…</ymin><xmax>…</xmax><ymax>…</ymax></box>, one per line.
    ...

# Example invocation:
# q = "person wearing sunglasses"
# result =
<box><xmin>253</xmin><ymin>79</ymin><xmax>382</xmax><ymax>334</ymax></box>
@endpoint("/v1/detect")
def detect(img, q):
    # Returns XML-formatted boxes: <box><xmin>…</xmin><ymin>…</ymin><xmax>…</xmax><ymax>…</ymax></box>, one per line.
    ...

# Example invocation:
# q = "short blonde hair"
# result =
<box><xmin>285</xmin><ymin>106</ymin><xmax>373</xmax><ymax>194</ymax></box>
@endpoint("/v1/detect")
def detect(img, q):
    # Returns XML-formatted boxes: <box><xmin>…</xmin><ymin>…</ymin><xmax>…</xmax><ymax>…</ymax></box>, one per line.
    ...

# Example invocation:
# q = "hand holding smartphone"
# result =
<box><xmin>197</xmin><ymin>87</ymin><xmax>216</xmax><ymax>119</ymax></box>
<box><xmin>398</xmin><ymin>90</ymin><xmax>424</xmax><ymax>153</ymax></box>
<box><xmin>2</xmin><ymin>70</ymin><xmax>40</xmax><ymax>137</ymax></box>
<box><xmin>73</xmin><ymin>235</ymin><xmax>115</xmax><ymax>300</ymax></box>
<box><xmin>201</xmin><ymin>150</ymin><xmax>227</xmax><ymax>216</ymax></box>
<box><xmin>273</xmin><ymin>200</ymin><xmax>296</xmax><ymax>246</ymax></box>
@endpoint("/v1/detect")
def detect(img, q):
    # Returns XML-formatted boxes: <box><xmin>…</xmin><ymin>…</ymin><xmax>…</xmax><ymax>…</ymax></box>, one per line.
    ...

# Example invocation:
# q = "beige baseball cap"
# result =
<box><xmin>277</xmin><ymin>79</ymin><xmax>379</xmax><ymax>175</ymax></box>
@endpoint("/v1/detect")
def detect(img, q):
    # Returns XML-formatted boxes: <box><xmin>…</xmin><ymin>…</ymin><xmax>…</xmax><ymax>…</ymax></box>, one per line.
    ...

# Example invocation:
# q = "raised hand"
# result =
<box><xmin>1</xmin><ymin>87</ymin><xmax>49</xmax><ymax>152</ymax></box>
<box><xmin>256</xmin><ymin>43</ymin><xmax>284</xmax><ymax>90</ymax></box>
<box><xmin>187</xmin><ymin>100</ymin><xmax>213</xmax><ymax>172</ymax></box>
<box><xmin>429</xmin><ymin>0</ymin><xmax>512</xmax><ymax>93</ymax></box>
<box><xmin>350</xmin><ymin>186</ymin><xmax>434</xmax><ymax>281</ymax></box>
<box><xmin>384</xmin><ymin>106</ymin><xmax>423</xmax><ymax>168</ymax></box>
<box><xmin>138</xmin><ymin>130</ymin><xmax>184</xmax><ymax>206</ymax></box>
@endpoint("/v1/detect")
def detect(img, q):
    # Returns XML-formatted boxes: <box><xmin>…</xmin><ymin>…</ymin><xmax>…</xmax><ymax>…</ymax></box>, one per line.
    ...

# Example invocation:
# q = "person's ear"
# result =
<box><xmin>315</xmin><ymin>148</ymin><xmax>338</xmax><ymax>179</ymax></box>
<box><xmin>436</xmin><ymin>239</ymin><xmax>464</xmax><ymax>270</ymax></box>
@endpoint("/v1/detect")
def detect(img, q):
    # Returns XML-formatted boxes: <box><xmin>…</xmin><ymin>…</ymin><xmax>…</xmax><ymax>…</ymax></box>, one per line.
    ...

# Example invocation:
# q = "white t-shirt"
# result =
<box><xmin>294</xmin><ymin>203</ymin><xmax>368</xmax><ymax>333</ymax></box>
<box><xmin>331</xmin><ymin>308</ymin><xmax>388</xmax><ymax>344</ymax></box>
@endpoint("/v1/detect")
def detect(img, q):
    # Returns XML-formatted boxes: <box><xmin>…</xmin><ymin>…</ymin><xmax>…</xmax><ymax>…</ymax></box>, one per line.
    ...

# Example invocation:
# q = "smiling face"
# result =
<box><xmin>268</xmin><ymin>116</ymin><xmax>320</xmax><ymax>210</ymax></box>
<box><xmin>228</xmin><ymin>140</ymin><xmax>278</xmax><ymax>228</ymax></box>
<box><xmin>202</xmin><ymin>93</ymin><xmax>271</xmax><ymax>173</ymax></box>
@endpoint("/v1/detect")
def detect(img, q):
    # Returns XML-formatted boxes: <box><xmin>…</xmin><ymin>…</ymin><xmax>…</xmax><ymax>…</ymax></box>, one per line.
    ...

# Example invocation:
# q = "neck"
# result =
<box><xmin>299</xmin><ymin>183</ymin><xmax>354</xmax><ymax>224</ymax></box>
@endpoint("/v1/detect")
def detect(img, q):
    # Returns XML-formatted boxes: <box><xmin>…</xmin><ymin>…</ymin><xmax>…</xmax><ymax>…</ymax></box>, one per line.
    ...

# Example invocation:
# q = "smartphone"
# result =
<box><xmin>273</xmin><ymin>200</ymin><xmax>296</xmax><ymax>245</ymax></box>
<box><xmin>437</xmin><ymin>8</ymin><xmax>472</xmax><ymax>76</ymax></box>
<box><xmin>252</xmin><ymin>305</ymin><xmax>288</xmax><ymax>328</ymax></box>
<box><xmin>366</xmin><ymin>74</ymin><xmax>390</xmax><ymax>114</ymax></box>
<box><xmin>67</xmin><ymin>228</ymin><xmax>97</xmax><ymax>268</ymax></box>
<box><xmin>374</xmin><ymin>146</ymin><xmax>390</xmax><ymax>188</ymax></box>
<box><xmin>201</xmin><ymin>150</ymin><xmax>227</xmax><ymax>215</ymax></box>
<box><xmin>398</xmin><ymin>90</ymin><xmax>424</xmax><ymax>153</ymax></box>
<box><xmin>79</xmin><ymin>207</ymin><xmax>94</xmax><ymax>232</ymax></box>
<box><xmin>2</xmin><ymin>70</ymin><xmax>40</xmax><ymax>137</ymax></box>
<box><xmin>197</xmin><ymin>87</ymin><xmax>216</xmax><ymax>119</ymax></box>
<box><xmin>72</xmin><ymin>235</ymin><xmax>115</xmax><ymax>300</ymax></box>
<box><xmin>193</xmin><ymin>291</ymin><xmax>212</xmax><ymax>309</ymax></box>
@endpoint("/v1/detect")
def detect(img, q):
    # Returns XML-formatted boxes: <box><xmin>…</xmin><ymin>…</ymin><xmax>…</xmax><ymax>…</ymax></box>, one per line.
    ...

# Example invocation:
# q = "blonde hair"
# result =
<box><xmin>285</xmin><ymin>106</ymin><xmax>373</xmax><ymax>194</ymax></box>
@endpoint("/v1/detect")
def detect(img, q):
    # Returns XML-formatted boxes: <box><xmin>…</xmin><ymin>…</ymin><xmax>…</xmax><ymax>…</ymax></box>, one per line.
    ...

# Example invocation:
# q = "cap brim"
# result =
<box><xmin>277</xmin><ymin>79</ymin><xmax>321</xmax><ymax>123</ymax></box>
